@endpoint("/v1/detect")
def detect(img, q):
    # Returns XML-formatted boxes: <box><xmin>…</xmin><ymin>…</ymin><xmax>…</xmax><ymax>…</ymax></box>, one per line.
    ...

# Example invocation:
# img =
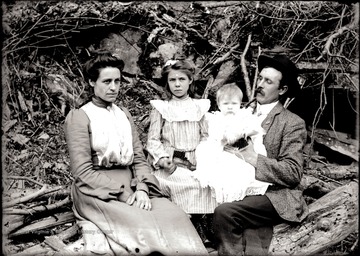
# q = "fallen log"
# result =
<box><xmin>3</xmin><ymin>196</ymin><xmax>71</xmax><ymax>215</ymax></box>
<box><xmin>12</xmin><ymin>225</ymin><xmax>79</xmax><ymax>256</ymax></box>
<box><xmin>9</xmin><ymin>211</ymin><xmax>75</xmax><ymax>238</ymax></box>
<box><xmin>3</xmin><ymin>185</ymin><xmax>64</xmax><ymax>208</ymax></box>
<box><xmin>269</xmin><ymin>181</ymin><xmax>358</xmax><ymax>255</ymax></box>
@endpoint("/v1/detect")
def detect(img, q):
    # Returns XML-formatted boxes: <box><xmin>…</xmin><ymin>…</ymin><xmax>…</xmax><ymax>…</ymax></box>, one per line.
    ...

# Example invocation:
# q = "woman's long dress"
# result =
<box><xmin>146</xmin><ymin>96</ymin><xmax>218</xmax><ymax>214</ymax></box>
<box><xmin>64</xmin><ymin>98</ymin><xmax>208</xmax><ymax>255</ymax></box>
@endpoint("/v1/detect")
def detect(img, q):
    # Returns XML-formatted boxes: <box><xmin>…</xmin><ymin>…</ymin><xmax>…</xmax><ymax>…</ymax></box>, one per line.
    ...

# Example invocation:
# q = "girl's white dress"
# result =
<box><xmin>193</xmin><ymin>108</ymin><xmax>272</xmax><ymax>204</ymax></box>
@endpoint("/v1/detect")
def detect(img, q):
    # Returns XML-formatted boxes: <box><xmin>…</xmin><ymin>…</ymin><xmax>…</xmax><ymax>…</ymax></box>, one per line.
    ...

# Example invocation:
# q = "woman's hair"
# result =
<box><xmin>161</xmin><ymin>56</ymin><xmax>196</xmax><ymax>98</ymax></box>
<box><xmin>83</xmin><ymin>51</ymin><xmax>125</xmax><ymax>83</ymax></box>
<box><xmin>216</xmin><ymin>83</ymin><xmax>243</xmax><ymax>105</ymax></box>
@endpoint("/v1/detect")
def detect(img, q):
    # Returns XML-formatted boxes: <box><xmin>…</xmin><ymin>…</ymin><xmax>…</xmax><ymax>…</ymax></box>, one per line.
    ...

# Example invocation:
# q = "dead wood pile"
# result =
<box><xmin>3</xmin><ymin>163</ymin><xmax>358</xmax><ymax>255</ymax></box>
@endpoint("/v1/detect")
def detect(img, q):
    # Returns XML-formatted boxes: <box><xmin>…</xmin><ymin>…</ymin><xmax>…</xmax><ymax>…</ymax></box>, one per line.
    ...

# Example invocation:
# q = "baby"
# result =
<box><xmin>193</xmin><ymin>83</ymin><xmax>271</xmax><ymax>204</ymax></box>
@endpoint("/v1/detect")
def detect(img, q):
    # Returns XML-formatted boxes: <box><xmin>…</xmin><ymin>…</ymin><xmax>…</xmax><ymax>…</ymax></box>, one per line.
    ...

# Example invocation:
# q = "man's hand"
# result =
<box><xmin>224</xmin><ymin>138</ymin><xmax>258</xmax><ymax>167</ymax></box>
<box><xmin>238</xmin><ymin>138</ymin><xmax>258</xmax><ymax>167</ymax></box>
<box><xmin>126</xmin><ymin>190</ymin><xmax>151</xmax><ymax>211</ymax></box>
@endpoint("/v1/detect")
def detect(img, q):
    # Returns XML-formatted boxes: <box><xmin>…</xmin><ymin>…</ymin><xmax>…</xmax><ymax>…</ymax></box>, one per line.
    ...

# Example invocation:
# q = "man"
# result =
<box><xmin>213</xmin><ymin>54</ymin><xmax>309</xmax><ymax>255</ymax></box>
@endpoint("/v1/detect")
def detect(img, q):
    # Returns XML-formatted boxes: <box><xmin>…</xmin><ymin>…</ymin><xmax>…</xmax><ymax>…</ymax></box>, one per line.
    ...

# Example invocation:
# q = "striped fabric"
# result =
<box><xmin>155</xmin><ymin>167</ymin><xmax>218</xmax><ymax>214</ymax></box>
<box><xmin>146</xmin><ymin>96</ymin><xmax>218</xmax><ymax>213</ymax></box>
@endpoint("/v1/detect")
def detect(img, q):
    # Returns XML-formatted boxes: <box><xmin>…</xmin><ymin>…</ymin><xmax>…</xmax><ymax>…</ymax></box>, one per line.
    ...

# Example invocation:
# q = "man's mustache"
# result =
<box><xmin>244</xmin><ymin>88</ymin><xmax>262</xmax><ymax>108</ymax></box>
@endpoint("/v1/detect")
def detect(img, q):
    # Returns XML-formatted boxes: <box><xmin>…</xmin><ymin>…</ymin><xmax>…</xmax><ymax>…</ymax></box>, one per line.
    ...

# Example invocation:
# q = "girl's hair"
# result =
<box><xmin>83</xmin><ymin>51</ymin><xmax>125</xmax><ymax>83</ymax></box>
<box><xmin>161</xmin><ymin>56</ymin><xmax>196</xmax><ymax>98</ymax></box>
<box><xmin>216</xmin><ymin>83</ymin><xmax>243</xmax><ymax>104</ymax></box>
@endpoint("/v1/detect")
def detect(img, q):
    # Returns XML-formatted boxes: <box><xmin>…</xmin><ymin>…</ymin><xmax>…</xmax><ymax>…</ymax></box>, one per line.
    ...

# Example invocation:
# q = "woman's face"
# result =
<box><xmin>255</xmin><ymin>67</ymin><xmax>287</xmax><ymax>105</ymax></box>
<box><xmin>90</xmin><ymin>67</ymin><xmax>121</xmax><ymax>103</ymax></box>
<box><xmin>167</xmin><ymin>70</ymin><xmax>192</xmax><ymax>99</ymax></box>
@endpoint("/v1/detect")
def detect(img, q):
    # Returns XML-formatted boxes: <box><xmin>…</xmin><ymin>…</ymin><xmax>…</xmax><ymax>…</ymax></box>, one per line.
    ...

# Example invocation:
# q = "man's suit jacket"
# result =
<box><xmin>255</xmin><ymin>102</ymin><xmax>308</xmax><ymax>222</ymax></box>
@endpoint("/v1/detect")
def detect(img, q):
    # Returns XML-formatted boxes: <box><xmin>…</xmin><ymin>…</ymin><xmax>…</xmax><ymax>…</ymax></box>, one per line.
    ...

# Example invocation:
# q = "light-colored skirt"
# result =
<box><xmin>154</xmin><ymin>166</ymin><xmax>218</xmax><ymax>214</ymax></box>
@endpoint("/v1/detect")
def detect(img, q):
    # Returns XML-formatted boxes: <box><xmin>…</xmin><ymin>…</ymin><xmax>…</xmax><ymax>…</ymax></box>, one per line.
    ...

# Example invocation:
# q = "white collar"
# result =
<box><xmin>256</xmin><ymin>101</ymin><xmax>278</xmax><ymax>116</ymax></box>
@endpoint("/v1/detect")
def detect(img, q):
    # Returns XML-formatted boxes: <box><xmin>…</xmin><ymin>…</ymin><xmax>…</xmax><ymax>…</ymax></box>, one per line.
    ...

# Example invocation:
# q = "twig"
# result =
<box><xmin>316</xmin><ymin>4</ymin><xmax>359</xmax><ymax>61</ymax></box>
<box><xmin>3</xmin><ymin>196</ymin><xmax>71</xmax><ymax>215</ymax></box>
<box><xmin>201</xmin><ymin>75</ymin><xmax>214</xmax><ymax>99</ymax></box>
<box><xmin>241</xmin><ymin>34</ymin><xmax>252</xmax><ymax>99</ymax></box>
<box><xmin>7</xmin><ymin>176</ymin><xmax>44</xmax><ymax>187</ymax></box>
<box><xmin>250</xmin><ymin>46</ymin><xmax>262</xmax><ymax>102</ymax></box>
<box><xmin>3</xmin><ymin>185</ymin><xmax>63</xmax><ymax>208</ymax></box>
<box><xmin>350</xmin><ymin>238</ymin><xmax>358</xmax><ymax>252</ymax></box>
<box><xmin>317</xmin><ymin>173</ymin><xmax>344</xmax><ymax>186</ymax></box>
<box><xmin>213</xmin><ymin>43</ymin><xmax>240</xmax><ymax>66</ymax></box>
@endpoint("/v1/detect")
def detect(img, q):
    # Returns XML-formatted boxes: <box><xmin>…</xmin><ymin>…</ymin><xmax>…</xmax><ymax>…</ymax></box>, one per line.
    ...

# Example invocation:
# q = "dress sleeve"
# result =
<box><xmin>145</xmin><ymin>107</ymin><xmax>170</xmax><ymax>168</ymax></box>
<box><xmin>64</xmin><ymin>109</ymin><xmax>131</xmax><ymax>201</ymax></box>
<box><xmin>120</xmin><ymin>108</ymin><xmax>163</xmax><ymax>197</ymax></box>
<box><xmin>199</xmin><ymin>113</ymin><xmax>209</xmax><ymax>142</ymax></box>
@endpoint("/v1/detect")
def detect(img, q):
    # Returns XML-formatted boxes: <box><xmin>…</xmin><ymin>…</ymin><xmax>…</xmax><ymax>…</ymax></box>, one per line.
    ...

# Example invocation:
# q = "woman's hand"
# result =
<box><xmin>126</xmin><ymin>190</ymin><xmax>152</xmax><ymax>211</ymax></box>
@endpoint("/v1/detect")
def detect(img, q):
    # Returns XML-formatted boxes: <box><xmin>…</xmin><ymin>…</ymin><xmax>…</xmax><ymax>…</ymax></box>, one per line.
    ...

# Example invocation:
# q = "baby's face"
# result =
<box><xmin>218</xmin><ymin>95</ymin><xmax>242</xmax><ymax>116</ymax></box>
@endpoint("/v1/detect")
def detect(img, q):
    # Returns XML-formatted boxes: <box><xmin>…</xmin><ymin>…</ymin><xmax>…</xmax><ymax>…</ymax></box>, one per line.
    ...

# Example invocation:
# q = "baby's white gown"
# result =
<box><xmin>193</xmin><ymin>108</ymin><xmax>271</xmax><ymax>204</ymax></box>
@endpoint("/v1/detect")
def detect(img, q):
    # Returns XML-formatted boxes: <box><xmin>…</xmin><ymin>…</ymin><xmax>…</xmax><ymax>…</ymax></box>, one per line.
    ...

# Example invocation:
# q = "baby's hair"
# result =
<box><xmin>161</xmin><ymin>54</ymin><xmax>196</xmax><ymax>98</ymax></box>
<box><xmin>216</xmin><ymin>83</ymin><xmax>243</xmax><ymax>105</ymax></box>
<box><xmin>83</xmin><ymin>51</ymin><xmax>124</xmax><ymax>83</ymax></box>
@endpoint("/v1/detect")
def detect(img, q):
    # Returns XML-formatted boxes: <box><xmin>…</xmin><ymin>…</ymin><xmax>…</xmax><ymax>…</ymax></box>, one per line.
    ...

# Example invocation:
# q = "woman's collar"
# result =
<box><xmin>92</xmin><ymin>96</ymin><xmax>113</xmax><ymax>109</ymax></box>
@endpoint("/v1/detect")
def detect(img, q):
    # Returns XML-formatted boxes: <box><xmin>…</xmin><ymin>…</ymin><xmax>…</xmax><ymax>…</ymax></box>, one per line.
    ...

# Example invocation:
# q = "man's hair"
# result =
<box><xmin>216</xmin><ymin>83</ymin><xmax>243</xmax><ymax>105</ymax></box>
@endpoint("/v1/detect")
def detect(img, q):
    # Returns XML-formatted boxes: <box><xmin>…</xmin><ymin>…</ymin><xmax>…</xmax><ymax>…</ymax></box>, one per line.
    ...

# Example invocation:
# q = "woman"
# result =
<box><xmin>64</xmin><ymin>52</ymin><xmax>208</xmax><ymax>255</ymax></box>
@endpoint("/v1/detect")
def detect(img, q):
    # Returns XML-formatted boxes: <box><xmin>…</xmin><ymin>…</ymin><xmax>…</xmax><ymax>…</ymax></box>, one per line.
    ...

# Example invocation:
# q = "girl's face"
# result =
<box><xmin>90</xmin><ymin>67</ymin><xmax>121</xmax><ymax>103</ymax></box>
<box><xmin>167</xmin><ymin>70</ymin><xmax>192</xmax><ymax>99</ymax></box>
<box><xmin>218</xmin><ymin>95</ymin><xmax>241</xmax><ymax>116</ymax></box>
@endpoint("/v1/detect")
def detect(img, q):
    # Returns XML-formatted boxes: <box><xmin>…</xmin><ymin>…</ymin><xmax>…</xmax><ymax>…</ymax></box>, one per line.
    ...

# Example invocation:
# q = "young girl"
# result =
<box><xmin>146</xmin><ymin>58</ymin><xmax>218</xmax><ymax>215</ymax></box>
<box><xmin>193</xmin><ymin>83</ymin><xmax>271</xmax><ymax>204</ymax></box>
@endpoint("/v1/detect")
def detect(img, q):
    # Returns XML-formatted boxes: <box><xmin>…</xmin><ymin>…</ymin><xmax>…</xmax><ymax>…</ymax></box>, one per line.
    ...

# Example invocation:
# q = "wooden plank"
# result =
<box><xmin>11</xmin><ymin>224</ymin><xmax>79</xmax><ymax>256</ymax></box>
<box><xmin>269</xmin><ymin>181</ymin><xmax>358</xmax><ymax>255</ymax></box>
<box><xmin>296</xmin><ymin>61</ymin><xmax>358</xmax><ymax>73</ymax></box>
<box><xmin>9</xmin><ymin>211</ymin><xmax>75</xmax><ymax>238</ymax></box>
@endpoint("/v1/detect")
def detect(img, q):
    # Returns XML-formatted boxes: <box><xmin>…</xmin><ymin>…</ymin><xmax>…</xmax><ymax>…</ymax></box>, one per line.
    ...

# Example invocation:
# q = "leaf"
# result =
<box><xmin>42</xmin><ymin>162</ymin><xmax>52</xmax><ymax>169</ymax></box>
<box><xmin>38</xmin><ymin>133</ymin><xmax>50</xmax><ymax>140</ymax></box>
<box><xmin>15</xmin><ymin>149</ymin><xmax>29</xmax><ymax>161</ymax></box>
<box><xmin>55</xmin><ymin>163</ymin><xmax>68</xmax><ymax>172</ymax></box>
<box><xmin>12</xmin><ymin>133</ymin><xmax>30</xmax><ymax>145</ymax></box>
<box><xmin>3</xmin><ymin>119</ymin><xmax>17</xmax><ymax>133</ymax></box>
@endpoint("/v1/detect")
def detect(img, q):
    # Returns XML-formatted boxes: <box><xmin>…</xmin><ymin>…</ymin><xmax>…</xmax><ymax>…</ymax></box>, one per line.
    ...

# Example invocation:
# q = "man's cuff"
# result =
<box><xmin>136</xmin><ymin>183</ymin><xmax>149</xmax><ymax>195</ymax></box>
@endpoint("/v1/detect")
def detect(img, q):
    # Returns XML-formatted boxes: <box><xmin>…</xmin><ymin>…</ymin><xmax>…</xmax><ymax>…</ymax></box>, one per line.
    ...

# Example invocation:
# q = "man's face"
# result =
<box><xmin>255</xmin><ymin>67</ymin><xmax>287</xmax><ymax>105</ymax></box>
